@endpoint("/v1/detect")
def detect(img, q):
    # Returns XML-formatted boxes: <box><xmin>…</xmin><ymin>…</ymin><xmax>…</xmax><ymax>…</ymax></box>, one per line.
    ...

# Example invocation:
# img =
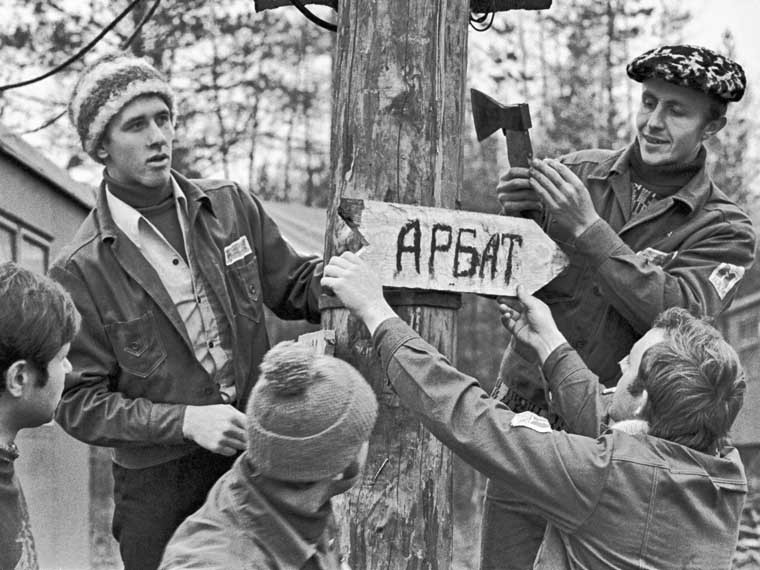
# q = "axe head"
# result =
<box><xmin>471</xmin><ymin>89</ymin><xmax>532</xmax><ymax>141</ymax></box>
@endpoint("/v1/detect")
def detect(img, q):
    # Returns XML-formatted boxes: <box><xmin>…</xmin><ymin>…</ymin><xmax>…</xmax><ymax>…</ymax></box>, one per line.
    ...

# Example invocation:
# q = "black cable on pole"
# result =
<box><xmin>122</xmin><ymin>0</ymin><xmax>162</xmax><ymax>50</ymax></box>
<box><xmin>470</xmin><ymin>0</ymin><xmax>496</xmax><ymax>32</ymax></box>
<box><xmin>470</xmin><ymin>11</ymin><xmax>495</xmax><ymax>32</ymax></box>
<box><xmin>0</xmin><ymin>0</ymin><xmax>144</xmax><ymax>92</ymax></box>
<box><xmin>288</xmin><ymin>0</ymin><xmax>337</xmax><ymax>33</ymax></box>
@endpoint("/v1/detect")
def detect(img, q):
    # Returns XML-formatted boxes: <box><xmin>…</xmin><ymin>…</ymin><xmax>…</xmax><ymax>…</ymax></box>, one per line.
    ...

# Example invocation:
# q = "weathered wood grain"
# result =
<box><xmin>325</xmin><ymin>1</ymin><xmax>469</xmax><ymax>568</ymax></box>
<box><xmin>340</xmin><ymin>198</ymin><xmax>568</xmax><ymax>296</ymax></box>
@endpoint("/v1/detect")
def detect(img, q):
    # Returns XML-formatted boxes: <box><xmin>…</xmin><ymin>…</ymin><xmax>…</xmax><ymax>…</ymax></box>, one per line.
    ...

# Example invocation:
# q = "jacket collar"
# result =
<box><xmin>96</xmin><ymin>170</ymin><xmax>214</xmax><ymax>241</ymax></box>
<box><xmin>586</xmin><ymin>140</ymin><xmax>712</xmax><ymax>214</ymax></box>
<box><xmin>230</xmin><ymin>455</ymin><xmax>330</xmax><ymax>569</ymax></box>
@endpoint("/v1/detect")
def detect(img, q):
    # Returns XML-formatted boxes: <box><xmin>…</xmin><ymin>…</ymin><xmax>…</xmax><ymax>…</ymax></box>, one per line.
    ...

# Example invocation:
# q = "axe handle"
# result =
<box><xmin>505</xmin><ymin>129</ymin><xmax>533</xmax><ymax>168</ymax></box>
<box><xmin>503</xmin><ymin>129</ymin><xmax>543</xmax><ymax>223</ymax></box>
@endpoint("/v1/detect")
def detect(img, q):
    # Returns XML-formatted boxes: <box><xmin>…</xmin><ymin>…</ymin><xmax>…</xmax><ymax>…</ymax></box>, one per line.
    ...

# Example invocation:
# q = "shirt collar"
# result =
<box><xmin>105</xmin><ymin>175</ymin><xmax>187</xmax><ymax>245</ymax></box>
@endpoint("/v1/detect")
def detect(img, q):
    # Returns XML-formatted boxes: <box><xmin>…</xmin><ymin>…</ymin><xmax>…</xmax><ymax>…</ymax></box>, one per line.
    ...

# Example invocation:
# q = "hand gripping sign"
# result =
<box><xmin>337</xmin><ymin>198</ymin><xmax>568</xmax><ymax>297</ymax></box>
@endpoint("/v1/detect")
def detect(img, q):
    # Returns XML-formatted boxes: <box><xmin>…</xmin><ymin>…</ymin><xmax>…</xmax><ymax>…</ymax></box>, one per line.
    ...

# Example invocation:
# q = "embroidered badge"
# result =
<box><xmin>510</xmin><ymin>411</ymin><xmax>552</xmax><ymax>433</ymax></box>
<box><xmin>636</xmin><ymin>247</ymin><xmax>676</xmax><ymax>266</ymax></box>
<box><xmin>709</xmin><ymin>263</ymin><xmax>745</xmax><ymax>299</ymax></box>
<box><xmin>224</xmin><ymin>236</ymin><xmax>253</xmax><ymax>266</ymax></box>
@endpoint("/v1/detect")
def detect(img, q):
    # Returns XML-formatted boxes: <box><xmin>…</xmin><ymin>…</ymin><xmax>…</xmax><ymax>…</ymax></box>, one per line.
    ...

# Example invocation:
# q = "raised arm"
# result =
<box><xmin>499</xmin><ymin>287</ymin><xmax>606</xmax><ymax>436</ymax></box>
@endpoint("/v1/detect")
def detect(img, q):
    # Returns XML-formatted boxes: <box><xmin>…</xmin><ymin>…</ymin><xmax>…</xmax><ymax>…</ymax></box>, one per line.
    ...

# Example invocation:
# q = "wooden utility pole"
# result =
<box><xmin>253</xmin><ymin>2</ymin><xmax>553</xmax><ymax>567</ymax></box>
<box><xmin>322</xmin><ymin>3</ymin><xmax>468</xmax><ymax>568</ymax></box>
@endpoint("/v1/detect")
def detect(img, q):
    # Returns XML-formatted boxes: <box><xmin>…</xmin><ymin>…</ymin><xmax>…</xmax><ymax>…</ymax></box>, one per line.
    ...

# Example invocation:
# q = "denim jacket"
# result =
<box><xmin>375</xmin><ymin>317</ymin><xmax>746</xmax><ymax>570</ymax></box>
<box><xmin>50</xmin><ymin>172</ymin><xmax>322</xmax><ymax>468</ymax></box>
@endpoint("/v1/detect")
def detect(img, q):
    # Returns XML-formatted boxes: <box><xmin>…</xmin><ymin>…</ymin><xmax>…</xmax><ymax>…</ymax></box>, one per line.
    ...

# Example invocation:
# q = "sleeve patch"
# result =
<box><xmin>709</xmin><ymin>263</ymin><xmax>745</xmax><ymax>299</ymax></box>
<box><xmin>510</xmin><ymin>411</ymin><xmax>552</xmax><ymax>433</ymax></box>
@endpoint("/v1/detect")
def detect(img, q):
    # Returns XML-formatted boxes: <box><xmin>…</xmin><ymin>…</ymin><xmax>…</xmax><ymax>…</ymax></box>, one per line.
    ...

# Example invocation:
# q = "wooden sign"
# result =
<box><xmin>339</xmin><ymin>198</ymin><xmax>567</xmax><ymax>296</ymax></box>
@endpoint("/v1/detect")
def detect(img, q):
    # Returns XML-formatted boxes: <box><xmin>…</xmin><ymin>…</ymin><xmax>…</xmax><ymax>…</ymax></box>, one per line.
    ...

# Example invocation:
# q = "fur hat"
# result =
<box><xmin>247</xmin><ymin>341</ymin><xmax>378</xmax><ymax>482</ymax></box>
<box><xmin>627</xmin><ymin>44</ymin><xmax>746</xmax><ymax>103</ymax></box>
<box><xmin>68</xmin><ymin>54</ymin><xmax>176</xmax><ymax>162</ymax></box>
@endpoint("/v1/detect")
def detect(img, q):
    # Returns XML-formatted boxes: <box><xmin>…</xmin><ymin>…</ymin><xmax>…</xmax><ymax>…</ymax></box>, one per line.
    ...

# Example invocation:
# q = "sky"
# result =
<box><xmin>683</xmin><ymin>0</ymin><xmax>760</xmax><ymax>85</ymax></box>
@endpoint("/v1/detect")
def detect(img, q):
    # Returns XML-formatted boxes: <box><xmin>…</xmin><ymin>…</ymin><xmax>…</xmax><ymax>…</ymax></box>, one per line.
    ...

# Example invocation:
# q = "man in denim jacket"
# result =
<box><xmin>324</xmin><ymin>252</ymin><xmax>747</xmax><ymax>570</ymax></box>
<box><xmin>50</xmin><ymin>55</ymin><xmax>323</xmax><ymax>570</ymax></box>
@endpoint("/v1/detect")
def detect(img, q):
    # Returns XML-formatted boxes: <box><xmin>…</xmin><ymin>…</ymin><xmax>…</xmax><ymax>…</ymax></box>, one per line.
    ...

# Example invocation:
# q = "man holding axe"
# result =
<box><xmin>472</xmin><ymin>45</ymin><xmax>756</xmax><ymax>569</ymax></box>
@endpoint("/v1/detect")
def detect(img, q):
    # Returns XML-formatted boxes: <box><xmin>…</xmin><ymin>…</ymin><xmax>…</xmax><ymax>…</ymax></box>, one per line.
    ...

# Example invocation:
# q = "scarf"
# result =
<box><xmin>629</xmin><ymin>139</ymin><xmax>706</xmax><ymax>197</ymax></box>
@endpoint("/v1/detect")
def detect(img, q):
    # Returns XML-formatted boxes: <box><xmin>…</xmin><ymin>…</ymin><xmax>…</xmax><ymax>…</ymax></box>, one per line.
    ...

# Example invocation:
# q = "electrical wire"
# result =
<box><xmin>470</xmin><ymin>0</ymin><xmax>496</xmax><ymax>32</ymax></box>
<box><xmin>21</xmin><ymin>109</ymin><xmax>67</xmax><ymax>135</ymax></box>
<box><xmin>121</xmin><ymin>0</ymin><xmax>161</xmax><ymax>50</ymax></box>
<box><xmin>287</xmin><ymin>0</ymin><xmax>337</xmax><ymax>33</ymax></box>
<box><xmin>0</xmin><ymin>0</ymin><xmax>145</xmax><ymax>92</ymax></box>
<box><xmin>17</xmin><ymin>0</ymin><xmax>162</xmax><ymax>134</ymax></box>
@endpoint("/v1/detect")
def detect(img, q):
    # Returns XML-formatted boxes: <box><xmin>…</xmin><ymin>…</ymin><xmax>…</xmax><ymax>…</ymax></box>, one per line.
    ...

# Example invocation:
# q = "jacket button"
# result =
<box><xmin>574</xmin><ymin>339</ymin><xmax>587</xmax><ymax>350</ymax></box>
<box><xmin>172</xmin><ymin>258</ymin><xmax>179</xmax><ymax>266</ymax></box>
<box><xmin>204</xmin><ymin>387</ymin><xmax>214</xmax><ymax>395</ymax></box>
<box><xmin>592</xmin><ymin>285</ymin><xmax>602</xmax><ymax>296</ymax></box>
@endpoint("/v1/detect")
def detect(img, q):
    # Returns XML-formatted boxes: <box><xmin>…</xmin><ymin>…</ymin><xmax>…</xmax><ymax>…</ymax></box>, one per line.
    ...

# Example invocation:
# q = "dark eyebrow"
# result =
<box><xmin>121</xmin><ymin>115</ymin><xmax>147</xmax><ymax>129</ymax></box>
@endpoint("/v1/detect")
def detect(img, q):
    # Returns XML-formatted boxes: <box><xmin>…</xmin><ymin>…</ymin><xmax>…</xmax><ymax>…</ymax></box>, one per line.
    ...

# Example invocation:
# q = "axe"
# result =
<box><xmin>471</xmin><ymin>89</ymin><xmax>540</xmax><ymax>219</ymax></box>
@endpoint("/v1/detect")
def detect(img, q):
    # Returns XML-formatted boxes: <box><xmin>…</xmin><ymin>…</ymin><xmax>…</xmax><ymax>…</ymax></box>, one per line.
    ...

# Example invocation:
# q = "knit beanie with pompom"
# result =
<box><xmin>68</xmin><ymin>54</ymin><xmax>176</xmax><ymax>162</ymax></box>
<box><xmin>247</xmin><ymin>341</ymin><xmax>378</xmax><ymax>482</ymax></box>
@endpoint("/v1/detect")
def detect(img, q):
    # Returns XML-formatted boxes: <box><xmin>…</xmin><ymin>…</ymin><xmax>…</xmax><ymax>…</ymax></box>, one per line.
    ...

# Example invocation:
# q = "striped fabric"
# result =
<box><xmin>68</xmin><ymin>55</ymin><xmax>176</xmax><ymax>160</ymax></box>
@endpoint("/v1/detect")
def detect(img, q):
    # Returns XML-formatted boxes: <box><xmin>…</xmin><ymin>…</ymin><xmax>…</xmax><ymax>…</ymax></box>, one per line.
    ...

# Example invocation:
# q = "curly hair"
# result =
<box><xmin>628</xmin><ymin>307</ymin><xmax>745</xmax><ymax>453</ymax></box>
<box><xmin>0</xmin><ymin>262</ymin><xmax>81</xmax><ymax>392</ymax></box>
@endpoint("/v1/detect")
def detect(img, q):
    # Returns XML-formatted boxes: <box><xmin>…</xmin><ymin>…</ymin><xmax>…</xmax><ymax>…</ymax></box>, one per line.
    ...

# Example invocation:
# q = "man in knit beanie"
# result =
<box><xmin>159</xmin><ymin>340</ymin><xmax>378</xmax><ymax>569</ymax></box>
<box><xmin>485</xmin><ymin>45</ymin><xmax>756</xmax><ymax>568</ymax></box>
<box><xmin>50</xmin><ymin>55</ymin><xmax>324</xmax><ymax>570</ymax></box>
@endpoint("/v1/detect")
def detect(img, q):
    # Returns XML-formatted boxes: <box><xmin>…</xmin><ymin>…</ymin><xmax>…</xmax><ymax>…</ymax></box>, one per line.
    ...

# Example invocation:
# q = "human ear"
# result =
<box><xmin>633</xmin><ymin>389</ymin><xmax>649</xmax><ymax>418</ymax></box>
<box><xmin>702</xmin><ymin>116</ymin><xmax>727</xmax><ymax>140</ymax></box>
<box><xmin>3</xmin><ymin>361</ymin><xmax>30</xmax><ymax>398</ymax></box>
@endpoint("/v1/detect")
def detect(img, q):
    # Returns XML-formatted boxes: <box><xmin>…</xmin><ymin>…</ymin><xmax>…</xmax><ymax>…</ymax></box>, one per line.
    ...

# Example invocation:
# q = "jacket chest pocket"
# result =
<box><xmin>225</xmin><ymin>258</ymin><xmax>262</xmax><ymax>323</ymax></box>
<box><xmin>105</xmin><ymin>312</ymin><xmax>167</xmax><ymax>378</ymax></box>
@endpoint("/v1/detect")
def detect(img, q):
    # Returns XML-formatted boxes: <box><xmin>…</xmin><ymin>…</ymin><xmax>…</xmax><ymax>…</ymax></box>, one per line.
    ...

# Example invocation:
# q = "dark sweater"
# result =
<box><xmin>0</xmin><ymin>446</ymin><xmax>39</xmax><ymax>570</ymax></box>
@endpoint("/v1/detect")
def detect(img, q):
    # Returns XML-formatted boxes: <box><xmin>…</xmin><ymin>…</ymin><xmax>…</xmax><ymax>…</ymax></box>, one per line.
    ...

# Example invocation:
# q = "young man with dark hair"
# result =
<box><xmin>0</xmin><ymin>262</ymin><xmax>81</xmax><ymax>570</ymax></box>
<box><xmin>51</xmin><ymin>54</ymin><xmax>323</xmax><ymax>569</ymax></box>
<box><xmin>323</xmin><ymin>252</ymin><xmax>747</xmax><ymax>570</ymax></box>
<box><xmin>489</xmin><ymin>44</ymin><xmax>755</xmax><ymax>568</ymax></box>
<box><xmin>159</xmin><ymin>340</ymin><xmax>378</xmax><ymax>569</ymax></box>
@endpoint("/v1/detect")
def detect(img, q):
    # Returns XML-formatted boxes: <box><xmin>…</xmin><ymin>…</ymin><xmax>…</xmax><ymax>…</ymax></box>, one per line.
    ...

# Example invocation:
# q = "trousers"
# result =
<box><xmin>111</xmin><ymin>448</ymin><xmax>237</xmax><ymax>570</ymax></box>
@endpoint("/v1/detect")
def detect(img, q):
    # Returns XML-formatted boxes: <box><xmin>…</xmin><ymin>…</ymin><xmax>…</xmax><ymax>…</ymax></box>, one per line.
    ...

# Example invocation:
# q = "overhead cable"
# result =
<box><xmin>0</xmin><ymin>0</ymin><xmax>145</xmax><ymax>92</ymax></box>
<box><xmin>287</xmin><ymin>0</ymin><xmax>337</xmax><ymax>33</ymax></box>
<box><xmin>17</xmin><ymin>0</ymin><xmax>162</xmax><ymax>134</ymax></box>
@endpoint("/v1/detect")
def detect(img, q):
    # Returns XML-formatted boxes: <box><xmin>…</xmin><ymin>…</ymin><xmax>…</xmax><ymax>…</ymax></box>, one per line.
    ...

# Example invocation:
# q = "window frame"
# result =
<box><xmin>0</xmin><ymin>211</ymin><xmax>52</xmax><ymax>273</ymax></box>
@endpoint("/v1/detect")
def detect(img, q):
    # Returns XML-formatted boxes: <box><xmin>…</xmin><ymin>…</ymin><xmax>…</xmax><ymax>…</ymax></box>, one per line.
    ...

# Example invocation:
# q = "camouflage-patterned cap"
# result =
<box><xmin>627</xmin><ymin>45</ymin><xmax>746</xmax><ymax>103</ymax></box>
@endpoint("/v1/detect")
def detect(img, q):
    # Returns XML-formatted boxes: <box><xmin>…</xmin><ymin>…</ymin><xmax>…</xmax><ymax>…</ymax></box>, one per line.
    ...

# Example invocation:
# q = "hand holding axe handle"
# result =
<box><xmin>471</xmin><ymin>89</ymin><xmax>539</xmax><ymax>220</ymax></box>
